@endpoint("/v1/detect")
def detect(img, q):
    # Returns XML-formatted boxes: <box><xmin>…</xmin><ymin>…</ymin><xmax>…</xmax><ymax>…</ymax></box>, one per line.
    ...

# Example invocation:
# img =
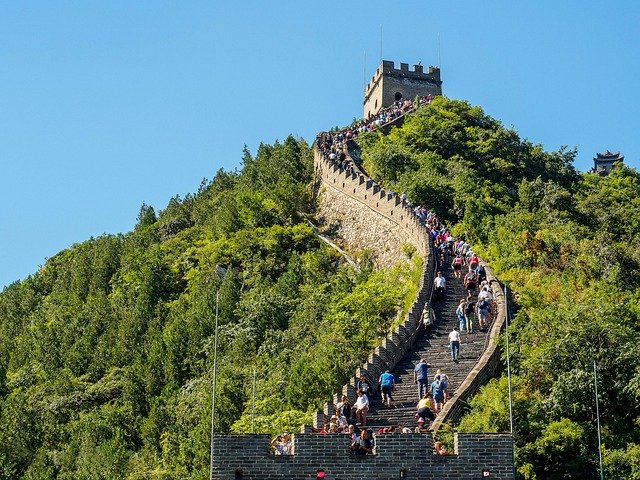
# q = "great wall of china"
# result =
<box><xmin>211</xmin><ymin>114</ymin><xmax>514</xmax><ymax>478</ymax></box>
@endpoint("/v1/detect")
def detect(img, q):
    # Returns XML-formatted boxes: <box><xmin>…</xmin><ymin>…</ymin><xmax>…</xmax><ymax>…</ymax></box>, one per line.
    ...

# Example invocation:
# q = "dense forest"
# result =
<box><xmin>356</xmin><ymin>97</ymin><xmax>640</xmax><ymax>479</ymax></box>
<box><xmin>0</xmin><ymin>137</ymin><xmax>421</xmax><ymax>479</ymax></box>
<box><xmin>1</xmin><ymin>97</ymin><xmax>639</xmax><ymax>479</ymax></box>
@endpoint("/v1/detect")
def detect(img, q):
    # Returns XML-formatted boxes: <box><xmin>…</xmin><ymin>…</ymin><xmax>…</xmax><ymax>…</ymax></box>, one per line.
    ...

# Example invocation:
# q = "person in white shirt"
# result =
<box><xmin>354</xmin><ymin>390</ymin><xmax>369</xmax><ymax>426</ymax></box>
<box><xmin>449</xmin><ymin>327</ymin><xmax>461</xmax><ymax>361</ymax></box>
<box><xmin>433</xmin><ymin>271</ymin><xmax>446</xmax><ymax>302</ymax></box>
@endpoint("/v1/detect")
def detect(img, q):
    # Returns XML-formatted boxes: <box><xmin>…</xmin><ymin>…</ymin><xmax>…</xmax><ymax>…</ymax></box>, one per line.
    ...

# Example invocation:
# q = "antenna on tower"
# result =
<box><xmin>363</xmin><ymin>51</ymin><xmax>367</xmax><ymax>91</ymax></box>
<box><xmin>380</xmin><ymin>25</ymin><xmax>383</xmax><ymax>63</ymax></box>
<box><xmin>437</xmin><ymin>32</ymin><xmax>441</xmax><ymax>67</ymax></box>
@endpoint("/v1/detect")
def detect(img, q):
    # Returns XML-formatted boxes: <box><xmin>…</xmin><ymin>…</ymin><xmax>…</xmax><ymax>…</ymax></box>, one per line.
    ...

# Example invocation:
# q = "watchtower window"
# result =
<box><xmin>395</xmin><ymin>92</ymin><xmax>403</xmax><ymax>101</ymax></box>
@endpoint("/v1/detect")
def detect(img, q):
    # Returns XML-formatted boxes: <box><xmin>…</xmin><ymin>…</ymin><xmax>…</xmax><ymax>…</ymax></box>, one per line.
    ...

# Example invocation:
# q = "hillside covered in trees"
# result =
<box><xmin>0</xmin><ymin>137</ymin><xmax>422</xmax><ymax>479</ymax></box>
<box><xmin>356</xmin><ymin>97</ymin><xmax>640</xmax><ymax>479</ymax></box>
<box><xmin>1</xmin><ymin>97</ymin><xmax>639</xmax><ymax>479</ymax></box>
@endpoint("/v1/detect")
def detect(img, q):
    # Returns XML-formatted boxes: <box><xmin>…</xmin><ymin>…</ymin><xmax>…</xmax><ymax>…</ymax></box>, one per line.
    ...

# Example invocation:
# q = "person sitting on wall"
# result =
<box><xmin>271</xmin><ymin>433</ymin><xmax>293</xmax><ymax>455</ymax></box>
<box><xmin>337</xmin><ymin>412</ymin><xmax>349</xmax><ymax>432</ymax></box>
<box><xmin>433</xmin><ymin>441</ymin><xmax>449</xmax><ymax>455</ymax></box>
<box><xmin>336</xmin><ymin>394</ymin><xmax>351</xmax><ymax>420</ymax></box>
<box><xmin>352</xmin><ymin>429</ymin><xmax>374</xmax><ymax>455</ymax></box>
<box><xmin>347</xmin><ymin>424</ymin><xmax>358</xmax><ymax>444</ymax></box>
<box><xmin>329</xmin><ymin>415</ymin><xmax>341</xmax><ymax>433</ymax></box>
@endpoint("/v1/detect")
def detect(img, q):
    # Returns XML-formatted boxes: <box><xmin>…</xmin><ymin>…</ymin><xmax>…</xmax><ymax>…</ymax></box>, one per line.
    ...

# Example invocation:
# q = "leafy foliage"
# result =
<box><xmin>0</xmin><ymin>135</ymin><xmax>422</xmax><ymax>478</ymax></box>
<box><xmin>357</xmin><ymin>98</ymin><xmax>640</xmax><ymax>479</ymax></box>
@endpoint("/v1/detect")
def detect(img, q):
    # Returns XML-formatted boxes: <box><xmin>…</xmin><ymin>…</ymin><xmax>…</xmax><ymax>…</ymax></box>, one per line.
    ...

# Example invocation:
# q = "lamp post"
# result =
<box><xmin>594</xmin><ymin>360</ymin><xmax>604</xmax><ymax>480</ymax></box>
<box><xmin>209</xmin><ymin>291</ymin><xmax>219</xmax><ymax>480</ymax></box>
<box><xmin>504</xmin><ymin>285</ymin><xmax>515</xmax><ymax>479</ymax></box>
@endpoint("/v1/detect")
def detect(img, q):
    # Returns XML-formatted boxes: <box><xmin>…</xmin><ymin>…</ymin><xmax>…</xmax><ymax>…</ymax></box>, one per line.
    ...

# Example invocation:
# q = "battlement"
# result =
<box><xmin>212</xmin><ymin>433</ymin><xmax>513</xmax><ymax>479</ymax></box>
<box><xmin>363</xmin><ymin>59</ymin><xmax>442</xmax><ymax>118</ymax></box>
<box><xmin>365</xmin><ymin>60</ymin><xmax>441</xmax><ymax>96</ymax></box>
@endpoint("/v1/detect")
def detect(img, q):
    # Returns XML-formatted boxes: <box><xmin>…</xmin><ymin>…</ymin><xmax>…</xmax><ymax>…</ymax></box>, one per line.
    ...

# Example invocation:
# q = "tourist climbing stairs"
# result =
<box><xmin>365</xmin><ymin>258</ymin><xmax>492</xmax><ymax>429</ymax></box>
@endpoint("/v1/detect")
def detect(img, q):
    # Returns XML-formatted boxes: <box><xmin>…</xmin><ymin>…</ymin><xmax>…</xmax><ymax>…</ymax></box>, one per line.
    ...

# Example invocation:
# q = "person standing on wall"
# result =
<box><xmin>413</xmin><ymin>357</ymin><xmax>432</xmax><ymax>399</ymax></box>
<box><xmin>449</xmin><ymin>327</ymin><xmax>461</xmax><ymax>362</ymax></box>
<box><xmin>378</xmin><ymin>370</ymin><xmax>396</xmax><ymax>407</ymax></box>
<box><xmin>433</xmin><ymin>271</ymin><xmax>446</xmax><ymax>302</ymax></box>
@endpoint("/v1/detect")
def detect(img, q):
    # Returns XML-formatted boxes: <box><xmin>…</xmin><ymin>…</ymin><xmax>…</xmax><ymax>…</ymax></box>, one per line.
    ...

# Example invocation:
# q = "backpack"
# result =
<box><xmin>465</xmin><ymin>302</ymin><xmax>475</xmax><ymax>315</ymax></box>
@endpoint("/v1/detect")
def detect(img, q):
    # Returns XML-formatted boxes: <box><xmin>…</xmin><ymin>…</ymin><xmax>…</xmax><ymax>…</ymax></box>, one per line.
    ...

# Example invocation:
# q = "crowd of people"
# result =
<box><xmin>317</xmin><ymin>94</ymin><xmax>434</xmax><ymax>176</ymax></box>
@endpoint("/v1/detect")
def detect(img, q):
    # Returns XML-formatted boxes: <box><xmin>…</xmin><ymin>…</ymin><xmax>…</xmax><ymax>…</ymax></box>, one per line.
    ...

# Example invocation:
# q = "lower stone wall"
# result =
<box><xmin>316</xmin><ymin>181</ymin><xmax>408</xmax><ymax>269</ymax></box>
<box><xmin>212</xmin><ymin>433</ymin><xmax>514</xmax><ymax>479</ymax></box>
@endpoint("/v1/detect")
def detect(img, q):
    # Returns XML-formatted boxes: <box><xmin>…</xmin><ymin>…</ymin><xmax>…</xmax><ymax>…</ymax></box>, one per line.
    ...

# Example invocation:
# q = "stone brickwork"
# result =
<box><xmin>316</xmin><ymin>181</ymin><xmax>408</xmax><ymax>269</ymax></box>
<box><xmin>314</xmin><ymin>146</ymin><xmax>434</xmax><ymax>427</ymax></box>
<box><xmin>313</xmin><ymin>141</ymin><xmax>508</xmax><ymax>434</ymax></box>
<box><xmin>212</xmin><ymin>433</ymin><xmax>513</xmax><ymax>479</ymax></box>
<box><xmin>364</xmin><ymin>60</ymin><xmax>442</xmax><ymax>118</ymax></box>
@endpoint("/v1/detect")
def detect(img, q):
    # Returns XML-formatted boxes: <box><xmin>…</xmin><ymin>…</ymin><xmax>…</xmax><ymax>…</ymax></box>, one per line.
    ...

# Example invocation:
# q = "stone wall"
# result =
<box><xmin>364</xmin><ymin>60</ymin><xmax>442</xmax><ymax>118</ymax></box>
<box><xmin>314</xmin><ymin>143</ymin><xmax>508</xmax><ymax>434</ymax></box>
<box><xmin>212</xmin><ymin>433</ymin><xmax>514</xmax><ymax>480</ymax></box>
<box><xmin>314</xmin><ymin>146</ymin><xmax>434</xmax><ymax>425</ymax></box>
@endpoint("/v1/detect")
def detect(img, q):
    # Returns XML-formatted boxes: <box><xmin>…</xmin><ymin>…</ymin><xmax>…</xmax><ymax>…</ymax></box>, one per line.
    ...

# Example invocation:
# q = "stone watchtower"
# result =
<box><xmin>363</xmin><ymin>60</ymin><xmax>442</xmax><ymax>119</ymax></box>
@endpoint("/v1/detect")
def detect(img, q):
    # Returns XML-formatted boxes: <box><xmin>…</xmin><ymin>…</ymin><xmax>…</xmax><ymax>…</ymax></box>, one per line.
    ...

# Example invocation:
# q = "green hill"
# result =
<box><xmin>1</xmin><ymin>97</ymin><xmax>639</xmax><ymax>479</ymax></box>
<box><xmin>356</xmin><ymin>97</ymin><xmax>640</xmax><ymax>480</ymax></box>
<box><xmin>0</xmin><ymin>137</ymin><xmax>421</xmax><ymax>479</ymax></box>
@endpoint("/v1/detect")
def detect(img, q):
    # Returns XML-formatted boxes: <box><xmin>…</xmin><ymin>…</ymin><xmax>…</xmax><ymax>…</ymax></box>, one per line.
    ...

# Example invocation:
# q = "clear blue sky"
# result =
<box><xmin>2</xmin><ymin>1</ymin><xmax>639</xmax><ymax>289</ymax></box>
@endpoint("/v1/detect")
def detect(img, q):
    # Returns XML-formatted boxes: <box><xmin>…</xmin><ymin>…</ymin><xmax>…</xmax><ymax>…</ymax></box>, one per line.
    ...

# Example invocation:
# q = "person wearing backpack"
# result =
<box><xmin>477</xmin><ymin>297</ymin><xmax>490</xmax><ymax>331</ymax></box>
<box><xmin>464</xmin><ymin>300</ymin><xmax>476</xmax><ymax>333</ymax></box>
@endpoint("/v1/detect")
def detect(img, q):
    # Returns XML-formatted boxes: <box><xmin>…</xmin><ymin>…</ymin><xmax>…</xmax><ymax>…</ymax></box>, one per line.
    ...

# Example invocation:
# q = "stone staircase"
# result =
<box><xmin>365</xmin><ymin>258</ymin><xmax>492</xmax><ymax>429</ymax></box>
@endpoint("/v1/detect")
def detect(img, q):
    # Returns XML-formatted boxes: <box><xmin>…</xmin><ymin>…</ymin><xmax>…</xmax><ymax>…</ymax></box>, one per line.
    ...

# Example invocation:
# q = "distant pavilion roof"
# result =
<box><xmin>594</xmin><ymin>151</ymin><xmax>624</xmax><ymax>162</ymax></box>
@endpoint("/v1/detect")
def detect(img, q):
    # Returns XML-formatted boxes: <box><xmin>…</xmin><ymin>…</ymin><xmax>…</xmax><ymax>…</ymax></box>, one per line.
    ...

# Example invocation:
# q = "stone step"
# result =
<box><xmin>364</xmin><ymin>261</ymin><xmax>492</xmax><ymax>429</ymax></box>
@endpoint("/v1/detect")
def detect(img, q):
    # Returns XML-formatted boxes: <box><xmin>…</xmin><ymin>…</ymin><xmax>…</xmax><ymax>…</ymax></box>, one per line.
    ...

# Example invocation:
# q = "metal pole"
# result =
<box><xmin>363</xmin><ymin>51</ymin><xmax>367</xmax><ymax>93</ymax></box>
<box><xmin>594</xmin><ymin>361</ymin><xmax>604</xmax><ymax>480</ymax></box>
<box><xmin>504</xmin><ymin>285</ymin><xmax>514</xmax><ymax>434</ymax></box>
<box><xmin>380</xmin><ymin>25</ymin><xmax>383</xmax><ymax>63</ymax></box>
<box><xmin>209</xmin><ymin>291</ymin><xmax>219</xmax><ymax>480</ymax></box>
<box><xmin>252</xmin><ymin>367</ymin><xmax>257</xmax><ymax>434</ymax></box>
<box><xmin>504</xmin><ymin>285</ymin><xmax>516</xmax><ymax>479</ymax></box>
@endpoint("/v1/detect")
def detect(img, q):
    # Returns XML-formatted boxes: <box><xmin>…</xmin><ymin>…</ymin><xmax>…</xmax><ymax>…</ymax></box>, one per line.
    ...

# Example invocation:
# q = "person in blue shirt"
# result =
<box><xmin>413</xmin><ymin>357</ymin><xmax>432</xmax><ymax>400</ymax></box>
<box><xmin>379</xmin><ymin>370</ymin><xmax>396</xmax><ymax>406</ymax></box>
<box><xmin>430</xmin><ymin>374</ymin><xmax>445</xmax><ymax>413</ymax></box>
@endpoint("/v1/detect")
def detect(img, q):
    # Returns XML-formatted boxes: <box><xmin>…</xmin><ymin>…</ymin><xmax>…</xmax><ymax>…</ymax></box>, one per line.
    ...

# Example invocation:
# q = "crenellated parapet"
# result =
<box><xmin>364</xmin><ymin>59</ymin><xmax>442</xmax><ymax>118</ymax></box>
<box><xmin>212</xmin><ymin>433</ymin><xmax>514</xmax><ymax>479</ymax></box>
<box><xmin>313</xmin><ymin>144</ymin><xmax>434</xmax><ymax>427</ymax></box>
